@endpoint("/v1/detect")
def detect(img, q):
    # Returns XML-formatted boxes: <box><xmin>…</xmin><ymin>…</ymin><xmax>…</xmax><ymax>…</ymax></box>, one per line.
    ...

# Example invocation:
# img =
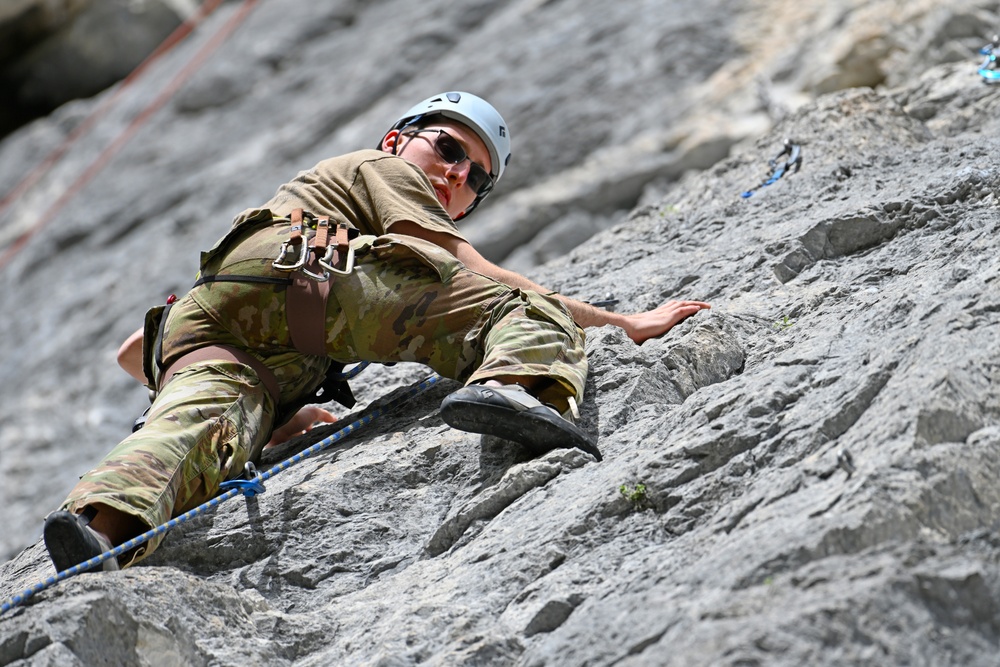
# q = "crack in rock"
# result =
<box><xmin>424</xmin><ymin>450</ymin><xmax>589</xmax><ymax>557</ymax></box>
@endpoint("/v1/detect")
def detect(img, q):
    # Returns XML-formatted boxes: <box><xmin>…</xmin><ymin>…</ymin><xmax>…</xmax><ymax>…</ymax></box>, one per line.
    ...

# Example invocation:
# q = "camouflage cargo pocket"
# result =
<box><xmin>369</xmin><ymin>233</ymin><xmax>463</xmax><ymax>283</ymax></box>
<box><xmin>522</xmin><ymin>289</ymin><xmax>586</xmax><ymax>342</ymax></box>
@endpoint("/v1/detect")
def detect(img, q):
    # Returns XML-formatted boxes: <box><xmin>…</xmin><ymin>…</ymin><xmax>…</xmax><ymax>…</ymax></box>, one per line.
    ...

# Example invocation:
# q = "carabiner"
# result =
<box><xmin>301</xmin><ymin>260</ymin><xmax>331</xmax><ymax>282</ymax></box>
<box><xmin>272</xmin><ymin>229</ymin><xmax>309</xmax><ymax>271</ymax></box>
<box><xmin>219</xmin><ymin>461</ymin><xmax>266</xmax><ymax>497</ymax></box>
<box><xmin>319</xmin><ymin>243</ymin><xmax>355</xmax><ymax>275</ymax></box>
<box><xmin>318</xmin><ymin>222</ymin><xmax>356</xmax><ymax>275</ymax></box>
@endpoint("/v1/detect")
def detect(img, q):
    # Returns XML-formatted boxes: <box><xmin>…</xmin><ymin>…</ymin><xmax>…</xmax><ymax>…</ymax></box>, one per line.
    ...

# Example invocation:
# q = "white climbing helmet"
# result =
<box><xmin>388</xmin><ymin>91</ymin><xmax>512</xmax><ymax>185</ymax></box>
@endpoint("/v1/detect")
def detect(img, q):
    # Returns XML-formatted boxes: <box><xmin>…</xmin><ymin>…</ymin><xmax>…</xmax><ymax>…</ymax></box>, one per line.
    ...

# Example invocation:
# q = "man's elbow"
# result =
<box><xmin>117</xmin><ymin>329</ymin><xmax>147</xmax><ymax>383</ymax></box>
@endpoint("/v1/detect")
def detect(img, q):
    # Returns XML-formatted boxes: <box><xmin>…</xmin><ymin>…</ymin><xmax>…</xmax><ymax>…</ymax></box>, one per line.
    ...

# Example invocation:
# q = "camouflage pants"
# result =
<box><xmin>63</xmin><ymin>360</ymin><xmax>273</xmax><ymax>564</ymax></box>
<box><xmin>61</xmin><ymin>226</ymin><xmax>587</xmax><ymax>565</ymax></box>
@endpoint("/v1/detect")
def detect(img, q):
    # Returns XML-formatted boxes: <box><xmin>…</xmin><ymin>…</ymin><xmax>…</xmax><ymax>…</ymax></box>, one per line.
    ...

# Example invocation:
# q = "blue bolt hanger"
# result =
<box><xmin>979</xmin><ymin>35</ymin><xmax>1000</xmax><ymax>83</ymax></box>
<box><xmin>741</xmin><ymin>139</ymin><xmax>802</xmax><ymax>198</ymax></box>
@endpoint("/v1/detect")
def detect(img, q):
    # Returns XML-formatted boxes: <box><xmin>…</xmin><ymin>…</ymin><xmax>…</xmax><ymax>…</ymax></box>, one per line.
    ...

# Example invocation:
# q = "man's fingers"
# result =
<box><xmin>669</xmin><ymin>305</ymin><xmax>704</xmax><ymax>325</ymax></box>
<box><xmin>265</xmin><ymin>407</ymin><xmax>338</xmax><ymax>448</ymax></box>
<box><xmin>664</xmin><ymin>300</ymin><xmax>711</xmax><ymax>310</ymax></box>
<box><xmin>307</xmin><ymin>407</ymin><xmax>337</xmax><ymax>425</ymax></box>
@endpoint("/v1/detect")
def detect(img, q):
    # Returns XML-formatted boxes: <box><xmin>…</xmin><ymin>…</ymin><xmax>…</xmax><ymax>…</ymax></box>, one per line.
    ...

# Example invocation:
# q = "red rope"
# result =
<box><xmin>0</xmin><ymin>0</ymin><xmax>224</xmax><ymax>218</ymax></box>
<box><xmin>0</xmin><ymin>0</ymin><xmax>259</xmax><ymax>270</ymax></box>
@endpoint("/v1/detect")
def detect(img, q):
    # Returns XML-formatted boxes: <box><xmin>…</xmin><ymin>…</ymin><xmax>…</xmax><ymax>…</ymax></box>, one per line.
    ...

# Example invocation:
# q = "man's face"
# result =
<box><xmin>382</xmin><ymin>119</ymin><xmax>493</xmax><ymax>220</ymax></box>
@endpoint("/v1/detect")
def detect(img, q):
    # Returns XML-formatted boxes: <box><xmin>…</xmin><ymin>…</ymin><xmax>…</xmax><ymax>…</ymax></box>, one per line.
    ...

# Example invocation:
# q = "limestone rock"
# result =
<box><xmin>1</xmin><ymin>1</ymin><xmax>1000</xmax><ymax>665</ymax></box>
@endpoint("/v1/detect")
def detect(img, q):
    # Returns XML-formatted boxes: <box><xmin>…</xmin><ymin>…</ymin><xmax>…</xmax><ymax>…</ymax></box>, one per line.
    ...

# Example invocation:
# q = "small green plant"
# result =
<box><xmin>619</xmin><ymin>482</ymin><xmax>650</xmax><ymax>511</ymax></box>
<box><xmin>772</xmin><ymin>314</ymin><xmax>795</xmax><ymax>331</ymax></box>
<box><xmin>659</xmin><ymin>204</ymin><xmax>680</xmax><ymax>216</ymax></box>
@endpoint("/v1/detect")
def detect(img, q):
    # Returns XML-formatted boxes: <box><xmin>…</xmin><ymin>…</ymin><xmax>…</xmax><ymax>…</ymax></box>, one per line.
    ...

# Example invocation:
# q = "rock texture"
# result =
<box><xmin>2</xmin><ymin>1</ymin><xmax>1000</xmax><ymax>665</ymax></box>
<box><xmin>0</xmin><ymin>0</ymin><xmax>189</xmax><ymax>136</ymax></box>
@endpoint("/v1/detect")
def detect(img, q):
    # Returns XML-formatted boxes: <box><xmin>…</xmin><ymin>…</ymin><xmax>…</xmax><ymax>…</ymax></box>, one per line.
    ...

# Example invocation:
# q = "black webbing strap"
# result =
<box><xmin>194</xmin><ymin>274</ymin><xmax>293</xmax><ymax>287</ymax></box>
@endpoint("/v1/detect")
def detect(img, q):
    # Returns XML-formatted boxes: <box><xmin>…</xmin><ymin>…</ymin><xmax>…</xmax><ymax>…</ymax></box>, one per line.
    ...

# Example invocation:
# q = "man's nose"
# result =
<box><xmin>445</xmin><ymin>159</ymin><xmax>471</xmax><ymax>186</ymax></box>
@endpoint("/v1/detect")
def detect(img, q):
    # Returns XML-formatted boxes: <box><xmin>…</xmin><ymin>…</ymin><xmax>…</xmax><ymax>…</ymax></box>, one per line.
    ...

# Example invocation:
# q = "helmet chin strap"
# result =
<box><xmin>386</xmin><ymin>130</ymin><xmax>402</xmax><ymax>156</ymax></box>
<box><xmin>388</xmin><ymin>118</ymin><xmax>423</xmax><ymax>156</ymax></box>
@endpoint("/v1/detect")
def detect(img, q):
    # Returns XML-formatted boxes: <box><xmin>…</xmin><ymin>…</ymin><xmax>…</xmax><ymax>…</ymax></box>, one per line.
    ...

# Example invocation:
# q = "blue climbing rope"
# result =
<box><xmin>0</xmin><ymin>372</ymin><xmax>442</xmax><ymax>617</ymax></box>
<box><xmin>329</xmin><ymin>361</ymin><xmax>371</xmax><ymax>381</ymax></box>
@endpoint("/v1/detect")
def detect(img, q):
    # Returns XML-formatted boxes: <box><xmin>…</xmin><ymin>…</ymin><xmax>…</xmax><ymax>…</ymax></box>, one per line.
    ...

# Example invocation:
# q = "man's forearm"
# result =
<box><xmin>484</xmin><ymin>264</ymin><xmax>625</xmax><ymax>329</ymax></box>
<box><xmin>480</xmin><ymin>261</ymin><xmax>710</xmax><ymax>344</ymax></box>
<box><xmin>388</xmin><ymin>221</ymin><xmax>703</xmax><ymax>343</ymax></box>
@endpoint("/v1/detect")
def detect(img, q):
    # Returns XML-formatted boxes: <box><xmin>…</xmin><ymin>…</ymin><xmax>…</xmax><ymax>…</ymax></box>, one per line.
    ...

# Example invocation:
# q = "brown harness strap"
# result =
<box><xmin>161</xmin><ymin>344</ymin><xmax>281</xmax><ymax>404</ymax></box>
<box><xmin>282</xmin><ymin>208</ymin><xmax>334</xmax><ymax>356</ymax></box>
<box><xmin>157</xmin><ymin>209</ymin><xmax>347</xmax><ymax>414</ymax></box>
<box><xmin>335</xmin><ymin>222</ymin><xmax>350</xmax><ymax>248</ymax></box>
<box><xmin>287</xmin><ymin>262</ymin><xmax>332</xmax><ymax>356</ymax></box>
<box><xmin>314</xmin><ymin>215</ymin><xmax>330</xmax><ymax>251</ymax></box>
<box><xmin>290</xmin><ymin>208</ymin><xmax>304</xmax><ymax>239</ymax></box>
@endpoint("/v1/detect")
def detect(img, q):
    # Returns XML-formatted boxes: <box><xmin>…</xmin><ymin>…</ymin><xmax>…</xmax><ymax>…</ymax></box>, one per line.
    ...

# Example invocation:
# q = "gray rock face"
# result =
<box><xmin>2</xmin><ymin>1</ymin><xmax>1000</xmax><ymax>665</ymax></box>
<box><xmin>0</xmin><ymin>0</ymin><xmax>186</xmax><ymax>134</ymax></box>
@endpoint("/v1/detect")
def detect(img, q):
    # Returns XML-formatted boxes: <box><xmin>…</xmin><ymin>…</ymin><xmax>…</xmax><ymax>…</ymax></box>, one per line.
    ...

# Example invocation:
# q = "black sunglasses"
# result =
<box><xmin>402</xmin><ymin>129</ymin><xmax>494</xmax><ymax>197</ymax></box>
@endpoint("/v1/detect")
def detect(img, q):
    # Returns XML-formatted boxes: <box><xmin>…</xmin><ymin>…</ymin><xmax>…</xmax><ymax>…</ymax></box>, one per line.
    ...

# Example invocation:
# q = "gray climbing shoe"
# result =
<box><xmin>440</xmin><ymin>384</ymin><xmax>602</xmax><ymax>461</ymax></box>
<box><xmin>43</xmin><ymin>511</ymin><xmax>119</xmax><ymax>573</ymax></box>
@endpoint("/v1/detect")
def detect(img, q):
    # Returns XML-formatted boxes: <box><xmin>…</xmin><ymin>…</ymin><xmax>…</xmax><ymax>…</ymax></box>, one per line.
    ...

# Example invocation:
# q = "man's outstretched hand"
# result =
<box><xmin>266</xmin><ymin>406</ymin><xmax>338</xmax><ymax>448</ymax></box>
<box><xmin>619</xmin><ymin>300</ymin><xmax>711</xmax><ymax>345</ymax></box>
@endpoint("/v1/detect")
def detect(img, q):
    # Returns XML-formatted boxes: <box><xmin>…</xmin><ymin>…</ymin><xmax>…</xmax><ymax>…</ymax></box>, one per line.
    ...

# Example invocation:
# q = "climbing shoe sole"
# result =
<box><xmin>43</xmin><ymin>511</ymin><xmax>119</xmax><ymax>573</ymax></box>
<box><xmin>440</xmin><ymin>385</ymin><xmax>602</xmax><ymax>461</ymax></box>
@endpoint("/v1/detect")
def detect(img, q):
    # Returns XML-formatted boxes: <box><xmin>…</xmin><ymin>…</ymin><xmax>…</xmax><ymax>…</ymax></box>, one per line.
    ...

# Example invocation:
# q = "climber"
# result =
<box><xmin>42</xmin><ymin>91</ymin><xmax>711</xmax><ymax>574</ymax></box>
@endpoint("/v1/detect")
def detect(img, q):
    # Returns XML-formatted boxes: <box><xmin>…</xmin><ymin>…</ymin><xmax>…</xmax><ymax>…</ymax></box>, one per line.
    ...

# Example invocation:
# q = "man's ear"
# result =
<box><xmin>381</xmin><ymin>130</ymin><xmax>400</xmax><ymax>154</ymax></box>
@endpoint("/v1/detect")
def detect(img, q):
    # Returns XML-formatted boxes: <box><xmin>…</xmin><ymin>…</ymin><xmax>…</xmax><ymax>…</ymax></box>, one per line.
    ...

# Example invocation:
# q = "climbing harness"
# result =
<box><xmin>132</xmin><ymin>207</ymin><xmax>365</xmax><ymax>442</ymax></box>
<box><xmin>273</xmin><ymin>209</ymin><xmax>356</xmax><ymax>279</ymax></box>
<box><xmin>0</xmin><ymin>372</ymin><xmax>442</xmax><ymax>618</ymax></box>
<box><xmin>140</xmin><ymin>208</ymin><xmax>364</xmax><ymax>431</ymax></box>
<box><xmin>162</xmin><ymin>344</ymin><xmax>283</xmax><ymax>405</ymax></box>
<box><xmin>275</xmin><ymin>209</ymin><xmax>359</xmax><ymax>359</ymax></box>
<box><xmin>978</xmin><ymin>36</ymin><xmax>999</xmax><ymax>83</ymax></box>
<box><xmin>740</xmin><ymin>139</ymin><xmax>802</xmax><ymax>198</ymax></box>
